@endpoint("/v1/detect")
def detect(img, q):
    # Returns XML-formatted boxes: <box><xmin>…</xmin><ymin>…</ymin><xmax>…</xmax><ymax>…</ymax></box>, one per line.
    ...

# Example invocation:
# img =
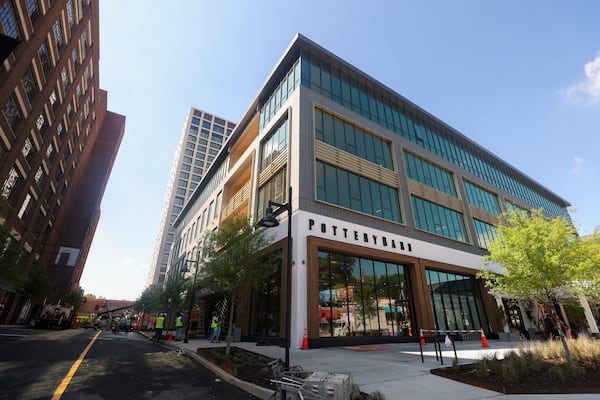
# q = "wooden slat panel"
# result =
<box><xmin>407</xmin><ymin>179</ymin><xmax>464</xmax><ymax>212</ymax></box>
<box><xmin>469</xmin><ymin>205</ymin><xmax>498</xmax><ymax>225</ymax></box>
<box><xmin>315</xmin><ymin>141</ymin><xmax>398</xmax><ymax>187</ymax></box>
<box><xmin>221</xmin><ymin>181</ymin><xmax>251</xmax><ymax>221</ymax></box>
<box><xmin>258</xmin><ymin>150</ymin><xmax>287</xmax><ymax>186</ymax></box>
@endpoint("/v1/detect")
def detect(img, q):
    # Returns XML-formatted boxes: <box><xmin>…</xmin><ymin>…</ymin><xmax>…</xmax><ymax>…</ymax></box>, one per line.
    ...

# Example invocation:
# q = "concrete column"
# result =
<box><xmin>578</xmin><ymin>295</ymin><xmax>599</xmax><ymax>335</ymax></box>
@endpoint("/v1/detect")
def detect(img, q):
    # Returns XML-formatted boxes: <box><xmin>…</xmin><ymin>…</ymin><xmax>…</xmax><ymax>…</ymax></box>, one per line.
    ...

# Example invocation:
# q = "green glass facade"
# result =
<box><xmin>300</xmin><ymin>52</ymin><xmax>568</xmax><ymax>219</ymax></box>
<box><xmin>411</xmin><ymin>195</ymin><xmax>467</xmax><ymax>242</ymax></box>
<box><xmin>464</xmin><ymin>181</ymin><xmax>501</xmax><ymax>215</ymax></box>
<box><xmin>315</xmin><ymin>108</ymin><xmax>393</xmax><ymax>169</ymax></box>
<box><xmin>260</xmin><ymin>117</ymin><xmax>288</xmax><ymax>171</ymax></box>
<box><xmin>404</xmin><ymin>151</ymin><xmax>457</xmax><ymax>197</ymax></box>
<box><xmin>316</xmin><ymin>161</ymin><xmax>400</xmax><ymax>222</ymax></box>
<box><xmin>259</xmin><ymin>59</ymin><xmax>301</xmax><ymax>131</ymax></box>
<box><xmin>473</xmin><ymin>219</ymin><xmax>497</xmax><ymax>249</ymax></box>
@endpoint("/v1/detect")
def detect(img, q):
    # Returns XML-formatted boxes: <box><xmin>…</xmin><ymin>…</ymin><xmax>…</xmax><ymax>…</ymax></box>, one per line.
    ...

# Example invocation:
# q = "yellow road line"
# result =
<box><xmin>52</xmin><ymin>330</ymin><xmax>102</xmax><ymax>400</ymax></box>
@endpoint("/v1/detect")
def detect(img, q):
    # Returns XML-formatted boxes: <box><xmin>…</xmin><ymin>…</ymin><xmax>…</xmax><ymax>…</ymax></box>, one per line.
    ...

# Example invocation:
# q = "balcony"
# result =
<box><xmin>220</xmin><ymin>181</ymin><xmax>251</xmax><ymax>223</ymax></box>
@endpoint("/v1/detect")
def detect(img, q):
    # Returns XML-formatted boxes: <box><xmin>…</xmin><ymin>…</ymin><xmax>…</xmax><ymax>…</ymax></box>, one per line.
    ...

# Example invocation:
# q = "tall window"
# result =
<box><xmin>2</xmin><ymin>94</ymin><xmax>22</xmax><ymax>133</ymax></box>
<box><xmin>26</xmin><ymin>0</ymin><xmax>39</xmax><ymax>18</ymax></box>
<box><xmin>71</xmin><ymin>46</ymin><xmax>79</xmax><ymax>70</ymax></box>
<box><xmin>318</xmin><ymin>251</ymin><xmax>413</xmax><ymax>338</ymax></box>
<box><xmin>473</xmin><ymin>219</ymin><xmax>497</xmax><ymax>249</ymax></box>
<box><xmin>316</xmin><ymin>161</ymin><xmax>400</xmax><ymax>222</ymax></box>
<box><xmin>260</xmin><ymin>117</ymin><xmax>288</xmax><ymax>171</ymax></box>
<box><xmin>66</xmin><ymin>0</ymin><xmax>74</xmax><ymax>28</ymax></box>
<box><xmin>214</xmin><ymin>191</ymin><xmax>222</xmax><ymax>220</ymax></box>
<box><xmin>404</xmin><ymin>152</ymin><xmax>456</xmax><ymax>197</ymax></box>
<box><xmin>259</xmin><ymin>59</ymin><xmax>300</xmax><ymax>131</ymax></box>
<box><xmin>0</xmin><ymin>2</ymin><xmax>20</xmax><ymax>39</ymax></box>
<box><xmin>38</xmin><ymin>41</ymin><xmax>51</xmax><ymax>75</ymax></box>
<box><xmin>248</xmin><ymin>252</ymin><xmax>282</xmax><ymax>337</ymax></box>
<box><xmin>22</xmin><ymin>138</ymin><xmax>34</xmax><ymax>164</ymax></box>
<box><xmin>61</xmin><ymin>66</ymin><xmax>69</xmax><ymax>91</ymax></box>
<box><xmin>464</xmin><ymin>181</ymin><xmax>500</xmax><ymax>215</ymax></box>
<box><xmin>426</xmin><ymin>270</ymin><xmax>487</xmax><ymax>332</ymax></box>
<box><xmin>52</xmin><ymin>19</ymin><xmax>63</xmax><ymax>48</ymax></box>
<box><xmin>2</xmin><ymin>167</ymin><xmax>20</xmax><ymax>200</ymax></box>
<box><xmin>21</xmin><ymin>66</ymin><xmax>38</xmax><ymax>104</ymax></box>
<box><xmin>315</xmin><ymin>108</ymin><xmax>393</xmax><ymax>169</ymax></box>
<box><xmin>256</xmin><ymin>168</ymin><xmax>287</xmax><ymax>220</ymax></box>
<box><xmin>411</xmin><ymin>195</ymin><xmax>467</xmax><ymax>242</ymax></box>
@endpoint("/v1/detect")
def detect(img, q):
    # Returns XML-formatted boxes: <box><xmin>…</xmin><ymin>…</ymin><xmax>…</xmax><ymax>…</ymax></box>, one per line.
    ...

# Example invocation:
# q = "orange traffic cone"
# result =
<box><xmin>301</xmin><ymin>328</ymin><xmax>309</xmax><ymax>350</ymax></box>
<box><xmin>168</xmin><ymin>331</ymin><xmax>174</xmax><ymax>341</ymax></box>
<box><xmin>419</xmin><ymin>329</ymin><xmax>426</xmax><ymax>345</ymax></box>
<box><xmin>480</xmin><ymin>328</ymin><xmax>489</xmax><ymax>348</ymax></box>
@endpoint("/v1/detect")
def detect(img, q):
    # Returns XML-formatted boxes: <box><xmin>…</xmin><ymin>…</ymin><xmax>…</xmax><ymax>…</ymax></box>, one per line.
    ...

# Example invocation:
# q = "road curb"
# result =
<box><xmin>137</xmin><ymin>331</ymin><xmax>273</xmax><ymax>399</ymax></box>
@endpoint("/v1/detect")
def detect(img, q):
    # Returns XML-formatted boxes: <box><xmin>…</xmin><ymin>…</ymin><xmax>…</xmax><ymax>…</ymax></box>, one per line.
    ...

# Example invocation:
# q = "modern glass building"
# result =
<box><xmin>148</xmin><ymin>107</ymin><xmax>235</xmax><ymax>286</ymax></box>
<box><xmin>169</xmin><ymin>34</ymin><xmax>578</xmax><ymax>348</ymax></box>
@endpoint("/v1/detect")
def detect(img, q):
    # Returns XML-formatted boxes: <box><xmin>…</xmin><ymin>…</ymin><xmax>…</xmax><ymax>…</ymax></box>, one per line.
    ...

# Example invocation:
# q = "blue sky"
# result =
<box><xmin>79</xmin><ymin>1</ymin><xmax>600</xmax><ymax>300</ymax></box>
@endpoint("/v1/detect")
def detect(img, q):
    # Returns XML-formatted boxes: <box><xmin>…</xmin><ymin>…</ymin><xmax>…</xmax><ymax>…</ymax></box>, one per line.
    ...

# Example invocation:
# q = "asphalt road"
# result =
<box><xmin>0</xmin><ymin>326</ymin><xmax>259</xmax><ymax>400</ymax></box>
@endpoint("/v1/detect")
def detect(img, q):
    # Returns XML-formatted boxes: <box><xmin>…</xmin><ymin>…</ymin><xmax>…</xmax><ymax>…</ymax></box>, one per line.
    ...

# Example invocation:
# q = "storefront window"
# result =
<box><xmin>248</xmin><ymin>253</ymin><xmax>282</xmax><ymax>337</ymax></box>
<box><xmin>318</xmin><ymin>250</ymin><xmax>413</xmax><ymax>338</ymax></box>
<box><xmin>426</xmin><ymin>270</ymin><xmax>487</xmax><ymax>332</ymax></box>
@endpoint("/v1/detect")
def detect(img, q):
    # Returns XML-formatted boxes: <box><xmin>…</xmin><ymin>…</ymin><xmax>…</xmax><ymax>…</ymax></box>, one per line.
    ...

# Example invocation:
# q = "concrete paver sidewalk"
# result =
<box><xmin>139</xmin><ymin>331</ymin><xmax>599</xmax><ymax>400</ymax></box>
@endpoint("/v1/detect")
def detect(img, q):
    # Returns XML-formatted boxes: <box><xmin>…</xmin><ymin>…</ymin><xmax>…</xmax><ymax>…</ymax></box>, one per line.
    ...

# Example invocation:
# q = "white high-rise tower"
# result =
<box><xmin>148</xmin><ymin>107</ymin><xmax>235</xmax><ymax>286</ymax></box>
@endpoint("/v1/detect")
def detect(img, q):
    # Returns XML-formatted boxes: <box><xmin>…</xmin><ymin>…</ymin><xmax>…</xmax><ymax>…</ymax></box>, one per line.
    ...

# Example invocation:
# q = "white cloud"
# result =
<box><xmin>571</xmin><ymin>155</ymin><xmax>585</xmax><ymax>175</ymax></box>
<box><xmin>562</xmin><ymin>53</ymin><xmax>600</xmax><ymax>105</ymax></box>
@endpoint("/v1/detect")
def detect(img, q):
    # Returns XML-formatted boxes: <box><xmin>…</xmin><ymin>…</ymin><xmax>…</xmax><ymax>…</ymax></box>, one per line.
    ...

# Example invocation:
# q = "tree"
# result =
<box><xmin>478</xmin><ymin>209</ymin><xmax>600</xmax><ymax>361</ymax></box>
<box><xmin>0</xmin><ymin>223</ymin><xmax>36</xmax><ymax>289</ymax></box>
<box><xmin>135</xmin><ymin>285</ymin><xmax>166</xmax><ymax>315</ymax></box>
<box><xmin>1</xmin><ymin>197</ymin><xmax>50</xmax><ymax>309</ymax></box>
<box><xmin>162</xmin><ymin>271</ymin><xmax>188</xmax><ymax>326</ymax></box>
<box><xmin>201</xmin><ymin>214</ymin><xmax>279</xmax><ymax>355</ymax></box>
<box><xmin>64</xmin><ymin>290</ymin><xmax>85</xmax><ymax>317</ymax></box>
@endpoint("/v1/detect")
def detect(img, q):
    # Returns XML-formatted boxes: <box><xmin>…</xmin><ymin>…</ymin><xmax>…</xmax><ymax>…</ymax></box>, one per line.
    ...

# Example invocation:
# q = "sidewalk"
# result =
<box><xmin>139</xmin><ymin>331</ymin><xmax>599</xmax><ymax>400</ymax></box>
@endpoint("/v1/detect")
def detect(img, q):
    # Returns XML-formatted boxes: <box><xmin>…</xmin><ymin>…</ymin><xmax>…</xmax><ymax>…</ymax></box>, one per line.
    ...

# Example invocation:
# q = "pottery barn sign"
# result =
<box><xmin>308</xmin><ymin>218</ymin><xmax>413</xmax><ymax>252</ymax></box>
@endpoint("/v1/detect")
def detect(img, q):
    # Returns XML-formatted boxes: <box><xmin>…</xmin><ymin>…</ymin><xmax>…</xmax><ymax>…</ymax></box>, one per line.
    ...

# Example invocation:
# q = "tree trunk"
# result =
<box><xmin>552</xmin><ymin>299</ymin><xmax>573</xmax><ymax>364</ymax></box>
<box><xmin>225</xmin><ymin>294</ymin><xmax>236</xmax><ymax>356</ymax></box>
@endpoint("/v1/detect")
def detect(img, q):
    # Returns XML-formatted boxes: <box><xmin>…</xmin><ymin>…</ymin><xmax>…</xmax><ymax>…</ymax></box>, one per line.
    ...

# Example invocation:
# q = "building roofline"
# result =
<box><xmin>177</xmin><ymin>33</ymin><xmax>569</xmax><ymax>228</ymax></box>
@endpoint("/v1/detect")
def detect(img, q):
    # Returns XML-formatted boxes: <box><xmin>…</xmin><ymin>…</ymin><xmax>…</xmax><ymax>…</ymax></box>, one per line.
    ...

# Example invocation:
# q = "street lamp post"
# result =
<box><xmin>257</xmin><ymin>186</ymin><xmax>292</xmax><ymax>371</ymax></box>
<box><xmin>182</xmin><ymin>259</ymin><xmax>200</xmax><ymax>344</ymax></box>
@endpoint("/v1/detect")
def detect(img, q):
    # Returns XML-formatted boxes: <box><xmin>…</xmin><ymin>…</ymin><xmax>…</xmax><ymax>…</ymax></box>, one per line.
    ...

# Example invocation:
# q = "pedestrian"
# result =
<box><xmin>210</xmin><ymin>311</ymin><xmax>221</xmax><ymax>343</ymax></box>
<box><xmin>175</xmin><ymin>313</ymin><xmax>184</xmax><ymax>341</ymax></box>
<box><xmin>114</xmin><ymin>315</ymin><xmax>121</xmax><ymax>332</ymax></box>
<box><xmin>544</xmin><ymin>314</ymin><xmax>559</xmax><ymax>340</ymax></box>
<box><xmin>153</xmin><ymin>313</ymin><xmax>166</xmax><ymax>344</ymax></box>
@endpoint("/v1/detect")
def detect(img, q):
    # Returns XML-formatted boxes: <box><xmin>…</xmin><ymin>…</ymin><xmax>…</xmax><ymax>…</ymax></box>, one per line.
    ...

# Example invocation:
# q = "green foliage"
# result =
<box><xmin>475</xmin><ymin>337</ymin><xmax>596</xmax><ymax>383</ymax></box>
<box><xmin>135</xmin><ymin>272</ymin><xmax>190</xmax><ymax>317</ymax></box>
<box><xmin>478</xmin><ymin>209</ymin><xmax>600</xmax><ymax>305</ymax></box>
<box><xmin>1</xmin><ymin>198</ymin><xmax>51</xmax><ymax>302</ymax></box>
<box><xmin>64</xmin><ymin>290</ymin><xmax>84</xmax><ymax>309</ymax></box>
<box><xmin>20</xmin><ymin>264</ymin><xmax>51</xmax><ymax>303</ymax></box>
<box><xmin>162</xmin><ymin>271</ymin><xmax>188</xmax><ymax>313</ymax></box>
<box><xmin>200</xmin><ymin>214</ymin><xmax>279</xmax><ymax>299</ymax></box>
<box><xmin>0</xmin><ymin>222</ymin><xmax>35</xmax><ymax>288</ymax></box>
<box><xmin>135</xmin><ymin>285</ymin><xmax>166</xmax><ymax>314</ymax></box>
<box><xmin>201</xmin><ymin>214</ymin><xmax>278</xmax><ymax>354</ymax></box>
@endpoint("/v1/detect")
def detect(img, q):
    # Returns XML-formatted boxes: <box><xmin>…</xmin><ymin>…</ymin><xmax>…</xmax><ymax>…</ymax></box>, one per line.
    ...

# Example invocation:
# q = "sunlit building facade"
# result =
<box><xmin>170</xmin><ymin>34</ymin><xmax>576</xmax><ymax>347</ymax></box>
<box><xmin>0</xmin><ymin>0</ymin><xmax>125</xmax><ymax>324</ymax></box>
<box><xmin>148</xmin><ymin>107</ymin><xmax>235</xmax><ymax>286</ymax></box>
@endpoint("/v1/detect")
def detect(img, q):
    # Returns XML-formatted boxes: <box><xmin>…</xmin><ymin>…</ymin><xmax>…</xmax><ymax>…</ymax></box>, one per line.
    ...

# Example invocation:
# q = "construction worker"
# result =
<box><xmin>175</xmin><ymin>313</ymin><xmax>184</xmax><ymax>341</ymax></box>
<box><xmin>153</xmin><ymin>313</ymin><xmax>166</xmax><ymax>344</ymax></box>
<box><xmin>210</xmin><ymin>311</ymin><xmax>221</xmax><ymax>343</ymax></box>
